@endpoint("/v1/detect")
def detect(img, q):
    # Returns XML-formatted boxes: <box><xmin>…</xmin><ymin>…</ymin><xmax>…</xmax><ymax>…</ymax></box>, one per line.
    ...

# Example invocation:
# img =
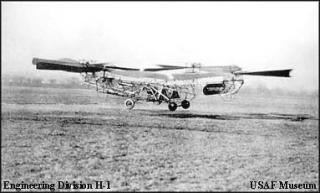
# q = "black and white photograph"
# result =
<box><xmin>1</xmin><ymin>1</ymin><xmax>319</xmax><ymax>191</ymax></box>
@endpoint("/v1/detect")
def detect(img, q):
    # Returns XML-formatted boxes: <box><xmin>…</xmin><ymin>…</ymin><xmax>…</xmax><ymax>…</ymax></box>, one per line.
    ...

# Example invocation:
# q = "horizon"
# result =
<box><xmin>2</xmin><ymin>72</ymin><xmax>318</xmax><ymax>96</ymax></box>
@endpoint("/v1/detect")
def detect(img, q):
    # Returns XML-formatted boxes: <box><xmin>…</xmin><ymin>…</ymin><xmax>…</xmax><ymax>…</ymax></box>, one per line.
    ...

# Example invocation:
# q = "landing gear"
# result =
<box><xmin>124</xmin><ymin>99</ymin><xmax>135</xmax><ymax>110</ymax></box>
<box><xmin>168</xmin><ymin>100</ymin><xmax>190</xmax><ymax>111</ymax></box>
<box><xmin>168</xmin><ymin>102</ymin><xmax>178</xmax><ymax>111</ymax></box>
<box><xmin>181</xmin><ymin>100</ymin><xmax>190</xmax><ymax>109</ymax></box>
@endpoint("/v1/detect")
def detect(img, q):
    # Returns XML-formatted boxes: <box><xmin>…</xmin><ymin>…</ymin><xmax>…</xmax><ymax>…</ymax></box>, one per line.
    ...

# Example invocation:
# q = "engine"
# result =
<box><xmin>203</xmin><ymin>83</ymin><xmax>225</xmax><ymax>95</ymax></box>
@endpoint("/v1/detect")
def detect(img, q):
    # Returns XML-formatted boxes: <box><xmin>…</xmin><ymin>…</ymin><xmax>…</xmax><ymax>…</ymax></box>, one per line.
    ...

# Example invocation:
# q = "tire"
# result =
<box><xmin>181</xmin><ymin>100</ymin><xmax>190</xmax><ymax>109</ymax></box>
<box><xmin>124</xmin><ymin>99</ymin><xmax>135</xmax><ymax>110</ymax></box>
<box><xmin>168</xmin><ymin>102</ymin><xmax>178</xmax><ymax>111</ymax></box>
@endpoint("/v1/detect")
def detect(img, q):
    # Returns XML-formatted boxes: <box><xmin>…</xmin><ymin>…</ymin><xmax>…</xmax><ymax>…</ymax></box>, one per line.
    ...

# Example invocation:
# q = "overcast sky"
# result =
<box><xmin>2</xmin><ymin>2</ymin><xmax>318</xmax><ymax>91</ymax></box>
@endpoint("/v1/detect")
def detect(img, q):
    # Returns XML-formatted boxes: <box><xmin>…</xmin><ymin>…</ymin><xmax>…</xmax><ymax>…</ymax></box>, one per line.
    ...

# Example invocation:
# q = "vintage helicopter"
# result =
<box><xmin>32</xmin><ymin>57</ymin><xmax>292</xmax><ymax>111</ymax></box>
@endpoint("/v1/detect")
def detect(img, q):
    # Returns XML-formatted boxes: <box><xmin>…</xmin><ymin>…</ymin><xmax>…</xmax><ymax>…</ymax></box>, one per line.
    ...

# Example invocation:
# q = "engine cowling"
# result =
<box><xmin>203</xmin><ymin>83</ymin><xmax>225</xmax><ymax>95</ymax></box>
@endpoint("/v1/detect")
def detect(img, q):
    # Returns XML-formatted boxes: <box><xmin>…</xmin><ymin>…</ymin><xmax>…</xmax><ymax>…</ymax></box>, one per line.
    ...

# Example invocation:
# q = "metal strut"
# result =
<box><xmin>80</xmin><ymin>72</ymin><xmax>197</xmax><ymax>110</ymax></box>
<box><xmin>220</xmin><ymin>79</ymin><xmax>244</xmax><ymax>100</ymax></box>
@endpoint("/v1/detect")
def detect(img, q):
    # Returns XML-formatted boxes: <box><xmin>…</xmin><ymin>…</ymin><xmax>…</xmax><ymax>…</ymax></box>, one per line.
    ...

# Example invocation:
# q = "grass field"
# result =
<box><xmin>1</xmin><ymin>86</ymin><xmax>318</xmax><ymax>191</ymax></box>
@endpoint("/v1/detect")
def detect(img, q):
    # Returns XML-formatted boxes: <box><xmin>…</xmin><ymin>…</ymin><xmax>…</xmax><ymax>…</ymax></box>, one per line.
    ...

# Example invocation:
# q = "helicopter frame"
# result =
<box><xmin>81</xmin><ymin>72</ymin><xmax>198</xmax><ymax>111</ymax></box>
<box><xmin>80</xmin><ymin>72</ymin><xmax>244</xmax><ymax>111</ymax></box>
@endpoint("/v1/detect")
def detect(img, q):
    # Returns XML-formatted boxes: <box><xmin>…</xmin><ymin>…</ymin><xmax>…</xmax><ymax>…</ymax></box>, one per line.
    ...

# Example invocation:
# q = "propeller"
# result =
<box><xmin>143</xmin><ymin>63</ymin><xmax>201</xmax><ymax>72</ymax></box>
<box><xmin>33</xmin><ymin>58</ymin><xmax>104</xmax><ymax>73</ymax></box>
<box><xmin>102</xmin><ymin>65</ymin><xmax>139</xmax><ymax>71</ymax></box>
<box><xmin>32</xmin><ymin>58</ymin><xmax>139</xmax><ymax>73</ymax></box>
<box><xmin>143</xmin><ymin>66</ymin><xmax>186</xmax><ymax>72</ymax></box>
<box><xmin>145</xmin><ymin>64</ymin><xmax>292</xmax><ymax>78</ymax></box>
<box><xmin>234</xmin><ymin>69</ymin><xmax>292</xmax><ymax>77</ymax></box>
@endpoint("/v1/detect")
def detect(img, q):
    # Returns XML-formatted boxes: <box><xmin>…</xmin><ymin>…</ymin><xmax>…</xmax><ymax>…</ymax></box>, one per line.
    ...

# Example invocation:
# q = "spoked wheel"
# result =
<box><xmin>181</xmin><ymin>100</ymin><xmax>190</xmax><ymax>109</ymax></box>
<box><xmin>168</xmin><ymin>102</ymin><xmax>178</xmax><ymax>111</ymax></box>
<box><xmin>124</xmin><ymin>99</ymin><xmax>135</xmax><ymax>110</ymax></box>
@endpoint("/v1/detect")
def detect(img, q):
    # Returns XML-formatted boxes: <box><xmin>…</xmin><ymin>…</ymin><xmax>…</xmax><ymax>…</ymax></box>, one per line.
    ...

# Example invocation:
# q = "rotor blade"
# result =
<box><xmin>157</xmin><ymin>64</ymin><xmax>186</xmax><ymax>68</ymax></box>
<box><xmin>155</xmin><ymin>64</ymin><xmax>243</xmax><ymax>73</ymax></box>
<box><xmin>144</xmin><ymin>66</ymin><xmax>186</xmax><ymax>72</ymax></box>
<box><xmin>234</xmin><ymin>69</ymin><xmax>292</xmax><ymax>77</ymax></box>
<box><xmin>32</xmin><ymin>58</ymin><xmax>104</xmax><ymax>73</ymax></box>
<box><xmin>103</xmin><ymin>65</ymin><xmax>139</xmax><ymax>71</ymax></box>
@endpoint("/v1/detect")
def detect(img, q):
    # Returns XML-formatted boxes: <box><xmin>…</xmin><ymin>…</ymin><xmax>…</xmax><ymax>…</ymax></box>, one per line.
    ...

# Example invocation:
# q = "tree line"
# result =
<box><xmin>2</xmin><ymin>75</ymin><xmax>83</xmax><ymax>88</ymax></box>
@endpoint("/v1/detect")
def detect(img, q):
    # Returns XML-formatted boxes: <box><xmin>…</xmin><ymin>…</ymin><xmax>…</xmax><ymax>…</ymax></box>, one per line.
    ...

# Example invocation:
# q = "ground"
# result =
<box><xmin>1</xmin><ymin>86</ymin><xmax>319</xmax><ymax>191</ymax></box>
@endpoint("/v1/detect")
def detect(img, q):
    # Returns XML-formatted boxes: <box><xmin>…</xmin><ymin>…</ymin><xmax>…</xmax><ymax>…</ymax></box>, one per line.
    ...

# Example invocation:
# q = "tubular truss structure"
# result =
<box><xmin>81</xmin><ymin>73</ymin><xmax>196</xmax><ymax>106</ymax></box>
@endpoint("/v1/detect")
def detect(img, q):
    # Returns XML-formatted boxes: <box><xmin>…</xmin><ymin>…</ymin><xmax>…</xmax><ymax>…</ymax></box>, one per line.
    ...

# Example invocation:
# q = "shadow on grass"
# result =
<box><xmin>148</xmin><ymin>112</ymin><xmax>316</xmax><ymax>121</ymax></box>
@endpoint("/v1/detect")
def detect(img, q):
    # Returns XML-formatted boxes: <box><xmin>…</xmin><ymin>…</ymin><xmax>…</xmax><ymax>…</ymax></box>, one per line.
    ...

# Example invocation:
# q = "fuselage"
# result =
<box><xmin>94</xmin><ymin>65</ymin><xmax>244</xmax><ymax>96</ymax></box>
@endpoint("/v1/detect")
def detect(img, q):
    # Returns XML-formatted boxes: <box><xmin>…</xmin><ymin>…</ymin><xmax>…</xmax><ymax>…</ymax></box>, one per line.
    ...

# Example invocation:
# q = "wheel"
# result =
<box><xmin>168</xmin><ymin>102</ymin><xmax>178</xmax><ymax>111</ymax></box>
<box><xmin>124</xmin><ymin>99</ymin><xmax>135</xmax><ymax>110</ymax></box>
<box><xmin>181</xmin><ymin>100</ymin><xmax>190</xmax><ymax>109</ymax></box>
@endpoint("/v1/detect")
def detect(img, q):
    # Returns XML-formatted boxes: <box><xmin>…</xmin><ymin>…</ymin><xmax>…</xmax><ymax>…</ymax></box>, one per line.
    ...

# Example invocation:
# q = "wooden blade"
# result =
<box><xmin>157</xmin><ymin>64</ymin><xmax>186</xmax><ymax>68</ymax></box>
<box><xmin>152</xmin><ymin>64</ymin><xmax>242</xmax><ymax>73</ymax></box>
<box><xmin>144</xmin><ymin>66</ymin><xmax>186</xmax><ymax>71</ymax></box>
<box><xmin>32</xmin><ymin>58</ymin><xmax>104</xmax><ymax>73</ymax></box>
<box><xmin>234</xmin><ymin>69</ymin><xmax>292</xmax><ymax>77</ymax></box>
<box><xmin>103</xmin><ymin>65</ymin><xmax>139</xmax><ymax>71</ymax></box>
